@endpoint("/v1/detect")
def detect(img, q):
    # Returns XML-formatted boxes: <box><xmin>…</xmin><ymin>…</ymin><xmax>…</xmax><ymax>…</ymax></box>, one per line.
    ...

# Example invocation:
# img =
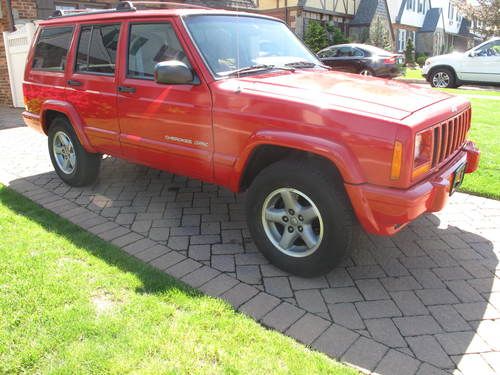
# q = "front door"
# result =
<box><xmin>65</xmin><ymin>22</ymin><xmax>122</xmax><ymax>156</ymax></box>
<box><xmin>460</xmin><ymin>39</ymin><xmax>500</xmax><ymax>83</ymax></box>
<box><xmin>117</xmin><ymin>19</ymin><xmax>213</xmax><ymax>182</ymax></box>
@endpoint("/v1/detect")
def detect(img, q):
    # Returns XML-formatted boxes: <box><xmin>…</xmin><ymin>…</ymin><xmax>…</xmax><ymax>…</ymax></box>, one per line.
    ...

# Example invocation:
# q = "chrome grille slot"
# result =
<box><xmin>433</xmin><ymin>108</ymin><xmax>470</xmax><ymax>166</ymax></box>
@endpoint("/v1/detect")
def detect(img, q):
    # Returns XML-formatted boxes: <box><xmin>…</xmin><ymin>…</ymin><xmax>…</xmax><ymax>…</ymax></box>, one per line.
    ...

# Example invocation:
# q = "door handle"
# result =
<box><xmin>117</xmin><ymin>86</ymin><xmax>136</xmax><ymax>93</ymax></box>
<box><xmin>67</xmin><ymin>79</ymin><xmax>82</xmax><ymax>86</ymax></box>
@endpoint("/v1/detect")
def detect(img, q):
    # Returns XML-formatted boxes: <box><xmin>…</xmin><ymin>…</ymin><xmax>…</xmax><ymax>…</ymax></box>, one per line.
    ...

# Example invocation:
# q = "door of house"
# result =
<box><xmin>3</xmin><ymin>22</ymin><xmax>37</xmax><ymax>107</ymax></box>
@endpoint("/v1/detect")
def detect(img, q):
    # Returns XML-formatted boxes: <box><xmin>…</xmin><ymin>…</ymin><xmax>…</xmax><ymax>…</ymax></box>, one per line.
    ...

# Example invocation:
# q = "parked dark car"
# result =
<box><xmin>317</xmin><ymin>44</ymin><xmax>404</xmax><ymax>78</ymax></box>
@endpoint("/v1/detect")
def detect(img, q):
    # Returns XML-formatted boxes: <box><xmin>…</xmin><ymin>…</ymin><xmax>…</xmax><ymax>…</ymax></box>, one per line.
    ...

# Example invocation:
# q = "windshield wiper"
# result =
<box><xmin>284</xmin><ymin>61</ymin><xmax>331</xmax><ymax>70</ymax></box>
<box><xmin>222</xmin><ymin>64</ymin><xmax>294</xmax><ymax>77</ymax></box>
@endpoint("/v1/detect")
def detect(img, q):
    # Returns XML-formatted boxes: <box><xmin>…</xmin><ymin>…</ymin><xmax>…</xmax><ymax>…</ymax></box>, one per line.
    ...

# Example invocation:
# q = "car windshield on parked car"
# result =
<box><xmin>184</xmin><ymin>15</ymin><xmax>322</xmax><ymax>77</ymax></box>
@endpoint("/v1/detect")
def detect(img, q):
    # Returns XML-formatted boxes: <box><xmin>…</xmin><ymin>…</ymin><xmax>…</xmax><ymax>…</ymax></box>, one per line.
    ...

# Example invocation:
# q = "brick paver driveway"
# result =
<box><xmin>1</xmin><ymin>106</ymin><xmax>499</xmax><ymax>374</ymax></box>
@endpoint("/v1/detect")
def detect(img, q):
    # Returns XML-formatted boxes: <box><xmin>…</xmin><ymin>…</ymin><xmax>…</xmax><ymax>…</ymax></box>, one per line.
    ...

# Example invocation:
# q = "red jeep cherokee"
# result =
<box><xmin>22</xmin><ymin>2</ymin><xmax>480</xmax><ymax>276</ymax></box>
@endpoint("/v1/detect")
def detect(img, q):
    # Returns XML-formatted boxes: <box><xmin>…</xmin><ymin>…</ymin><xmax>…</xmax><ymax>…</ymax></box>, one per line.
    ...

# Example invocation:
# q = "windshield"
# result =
<box><xmin>184</xmin><ymin>15</ymin><xmax>320</xmax><ymax>77</ymax></box>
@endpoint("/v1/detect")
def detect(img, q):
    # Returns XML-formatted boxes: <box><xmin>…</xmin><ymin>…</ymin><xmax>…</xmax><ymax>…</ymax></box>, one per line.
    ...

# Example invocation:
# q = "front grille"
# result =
<box><xmin>432</xmin><ymin>108</ymin><xmax>471</xmax><ymax>166</ymax></box>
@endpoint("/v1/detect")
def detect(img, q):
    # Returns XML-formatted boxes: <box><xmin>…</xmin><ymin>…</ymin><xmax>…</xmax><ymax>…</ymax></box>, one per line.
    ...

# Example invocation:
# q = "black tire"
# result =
<box><xmin>48</xmin><ymin>116</ymin><xmax>101</xmax><ymax>186</ymax></box>
<box><xmin>429</xmin><ymin>68</ymin><xmax>457</xmax><ymax>88</ymax></box>
<box><xmin>246</xmin><ymin>158</ymin><xmax>358</xmax><ymax>277</ymax></box>
<box><xmin>359</xmin><ymin>68</ymin><xmax>374</xmax><ymax>77</ymax></box>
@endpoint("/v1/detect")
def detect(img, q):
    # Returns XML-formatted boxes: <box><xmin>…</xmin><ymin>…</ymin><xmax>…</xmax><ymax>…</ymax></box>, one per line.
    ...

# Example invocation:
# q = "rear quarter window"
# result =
<box><xmin>32</xmin><ymin>26</ymin><xmax>74</xmax><ymax>71</ymax></box>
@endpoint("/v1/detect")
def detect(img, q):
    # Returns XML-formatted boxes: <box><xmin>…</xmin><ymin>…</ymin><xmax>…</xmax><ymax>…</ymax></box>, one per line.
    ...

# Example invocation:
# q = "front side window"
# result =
<box><xmin>318</xmin><ymin>48</ymin><xmax>335</xmax><ymax>58</ymax></box>
<box><xmin>128</xmin><ymin>23</ymin><xmax>190</xmax><ymax>80</ymax></box>
<box><xmin>32</xmin><ymin>26</ymin><xmax>73</xmax><ymax>71</ymax></box>
<box><xmin>184</xmin><ymin>15</ymin><xmax>320</xmax><ymax>77</ymax></box>
<box><xmin>76</xmin><ymin>24</ymin><xmax>120</xmax><ymax>75</ymax></box>
<box><xmin>475</xmin><ymin>40</ymin><xmax>500</xmax><ymax>56</ymax></box>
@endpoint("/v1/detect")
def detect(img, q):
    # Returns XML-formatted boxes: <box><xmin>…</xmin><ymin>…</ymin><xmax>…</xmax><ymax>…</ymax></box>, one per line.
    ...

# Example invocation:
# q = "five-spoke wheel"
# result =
<box><xmin>262</xmin><ymin>188</ymin><xmax>323</xmax><ymax>257</ymax></box>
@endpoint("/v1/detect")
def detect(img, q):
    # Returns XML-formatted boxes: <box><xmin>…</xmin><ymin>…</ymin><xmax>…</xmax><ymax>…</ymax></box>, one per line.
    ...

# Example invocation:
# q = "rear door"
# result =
<box><xmin>116</xmin><ymin>18</ymin><xmax>213</xmax><ymax>182</ymax></box>
<box><xmin>65</xmin><ymin>22</ymin><xmax>122</xmax><ymax>156</ymax></box>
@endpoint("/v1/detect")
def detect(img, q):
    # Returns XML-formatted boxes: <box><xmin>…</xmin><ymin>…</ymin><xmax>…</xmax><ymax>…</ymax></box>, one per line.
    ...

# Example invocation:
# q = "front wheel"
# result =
<box><xmin>430</xmin><ymin>68</ymin><xmax>456</xmax><ymax>88</ymax></box>
<box><xmin>48</xmin><ymin>116</ymin><xmax>101</xmax><ymax>186</ymax></box>
<box><xmin>246</xmin><ymin>159</ymin><xmax>358</xmax><ymax>277</ymax></box>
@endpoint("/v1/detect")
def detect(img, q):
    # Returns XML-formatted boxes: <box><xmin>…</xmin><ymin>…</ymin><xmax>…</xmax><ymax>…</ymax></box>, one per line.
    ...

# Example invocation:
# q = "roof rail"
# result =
<box><xmin>117</xmin><ymin>1</ymin><xmax>209</xmax><ymax>10</ymax></box>
<box><xmin>50</xmin><ymin>1</ymin><xmax>210</xmax><ymax>18</ymax></box>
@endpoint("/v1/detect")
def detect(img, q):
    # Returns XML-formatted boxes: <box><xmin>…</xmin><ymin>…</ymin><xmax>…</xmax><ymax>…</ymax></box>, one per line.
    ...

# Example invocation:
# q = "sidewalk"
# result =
<box><xmin>1</xmin><ymin>106</ymin><xmax>499</xmax><ymax>375</ymax></box>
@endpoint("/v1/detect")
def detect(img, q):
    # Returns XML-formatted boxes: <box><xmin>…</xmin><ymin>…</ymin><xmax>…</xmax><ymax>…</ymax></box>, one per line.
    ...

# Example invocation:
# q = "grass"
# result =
<box><xmin>438</xmin><ymin>88</ymin><xmax>500</xmax><ymax>97</ymax></box>
<box><xmin>456</xmin><ymin>93</ymin><xmax>500</xmax><ymax>199</ymax></box>
<box><xmin>402</xmin><ymin>67</ymin><xmax>424</xmax><ymax>80</ymax></box>
<box><xmin>0</xmin><ymin>185</ymin><xmax>356</xmax><ymax>374</ymax></box>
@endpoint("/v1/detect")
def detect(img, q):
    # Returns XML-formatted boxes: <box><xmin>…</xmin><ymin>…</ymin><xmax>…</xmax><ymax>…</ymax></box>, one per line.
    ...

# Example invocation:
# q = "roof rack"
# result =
<box><xmin>117</xmin><ymin>1</ymin><xmax>209</xmax><ymax>10</ymax></box>
<box><xmin>51</xmin><ymin>1</ymin><xmax>210</xmax><ymax>18</ymax></box>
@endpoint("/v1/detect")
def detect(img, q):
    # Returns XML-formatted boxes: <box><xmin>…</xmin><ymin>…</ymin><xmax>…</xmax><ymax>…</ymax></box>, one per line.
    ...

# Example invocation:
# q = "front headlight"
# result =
<box><xmin>413</xmin><ymin>129</ymin><xmax>434</xmax><ymax>179</ymax></box>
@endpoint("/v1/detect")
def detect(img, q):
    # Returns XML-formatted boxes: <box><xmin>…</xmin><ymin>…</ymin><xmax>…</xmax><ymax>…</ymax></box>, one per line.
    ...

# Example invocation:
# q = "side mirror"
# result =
<box><xmin>154</xmin><ymin>60</ymin><xmax>194</xmax><ymax>84</ymax></box>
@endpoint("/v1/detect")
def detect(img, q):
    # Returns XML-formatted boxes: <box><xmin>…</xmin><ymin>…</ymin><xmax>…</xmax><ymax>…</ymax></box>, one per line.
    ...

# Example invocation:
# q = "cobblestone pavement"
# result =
<box><xmin>1</xmin><ymin>106</ymin><xmax>499</xmax><ymax>374</ymax></box>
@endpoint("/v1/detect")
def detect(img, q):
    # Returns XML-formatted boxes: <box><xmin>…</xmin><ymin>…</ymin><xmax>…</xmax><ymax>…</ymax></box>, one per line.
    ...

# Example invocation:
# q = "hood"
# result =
<box><xmin>234</xmin><ymin>70</ymin><xmax>452</xmax><ymax>120</ymax></box>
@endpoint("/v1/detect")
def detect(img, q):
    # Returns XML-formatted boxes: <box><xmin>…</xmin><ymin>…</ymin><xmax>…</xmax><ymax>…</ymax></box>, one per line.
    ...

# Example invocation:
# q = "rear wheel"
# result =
<box><xmin>48</xmin><ymin>116</ymin><xmax>101</xmax><ymax>186</ymax></box>
<box><xmin>359</xmin><ymin>68</ymin><xmax>374</xmax><ymax>76</ymax></box>
<box><xmin>246</xmin><ymin>158</ymin><xmax>358</xmax><ymax>277</ymax></box>
<box><xmin>430</xmin><ymin>68</ymin><xmax>456</xmax><ymax>88</ymax></box>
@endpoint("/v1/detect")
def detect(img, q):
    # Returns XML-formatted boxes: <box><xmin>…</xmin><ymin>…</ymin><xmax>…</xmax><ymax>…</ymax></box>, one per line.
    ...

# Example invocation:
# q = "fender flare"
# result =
<box><xmin>40</xmin><ymin>100</ymin><xmax>97</xmax><ymax>153</ymax></box>
<box><xmin>229</xmin><ymin>130</ymin><xmax>366</xmax><ymax>191</ymax></box>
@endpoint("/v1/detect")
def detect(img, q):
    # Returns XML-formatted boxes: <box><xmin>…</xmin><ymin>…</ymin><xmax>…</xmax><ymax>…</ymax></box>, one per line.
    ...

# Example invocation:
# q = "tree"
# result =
<box><xmin>452</xmin><ymin>0</ymin><xmax>499</xmax><ymax>38</ymax></box>
<box><xmin>304</xmin><ymin>21</ymin><xmax>329</xmax><ymax>52</ymax></box>
<box><xmin>405</xmin><ymin>37</ymin><xmax>415</xmax><ymax>64</ymax></box>
<box><xmin>369</xmin><ymin>16</ymin><xmax>392</xmax><ymax>50</ymax></box>
<box><xmin>326</xmin><ymin>24</ymin><xmax>350</xmax><ymax>45</ymax></box>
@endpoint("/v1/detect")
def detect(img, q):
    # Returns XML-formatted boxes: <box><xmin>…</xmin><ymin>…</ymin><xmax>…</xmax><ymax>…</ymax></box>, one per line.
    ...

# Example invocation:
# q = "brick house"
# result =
<box><xmin>348</xmin><ymin>0</ymin><xmax>394</xmax><ymax>48</ymax></box>
<box><xmin>256</xmin><ymin>0</ymin><xmax>359</xmax><ymax>39</ymax></box>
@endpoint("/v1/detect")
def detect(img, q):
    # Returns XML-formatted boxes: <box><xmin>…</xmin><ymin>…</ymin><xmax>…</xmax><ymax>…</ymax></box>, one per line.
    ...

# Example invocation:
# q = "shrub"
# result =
<box><xmin>405</xmin><ymin>38</ymin><xmax>415</xmax><ymax>64</ymax></box>
<box><xmin>304</xmin><ymin>21</ymin><xmax>329</xmax><ymax>52</ymax></box>
<box><xmin>416</xmin><ymin>53</ymin><xmax>428</xmax><ymax>67</ymax></box>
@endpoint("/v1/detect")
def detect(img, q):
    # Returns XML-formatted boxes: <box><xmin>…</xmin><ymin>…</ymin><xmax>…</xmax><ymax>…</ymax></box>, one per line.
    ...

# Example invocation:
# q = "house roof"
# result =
<box><xmin>350</xmin><ymin>0</ymin><xmax>378</xmax><ymax>25</ymax></box>
<box><xmin>395</xmin><ymin>0</ymin><xmax>407</xmax><ymax>23</ymax></box>
<box><xmin>420</xmin><ymin>8</ymin><xmax>441</xmax><ymax>32</ymax></box>
<box><xmin>458</xmin><ymin>18</ymin><xmax>476</xmax><ymax>37</ymax></box>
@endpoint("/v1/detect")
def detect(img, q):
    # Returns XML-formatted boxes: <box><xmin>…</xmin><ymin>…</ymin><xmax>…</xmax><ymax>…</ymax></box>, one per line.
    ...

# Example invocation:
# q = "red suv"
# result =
<box><xmin>22</xmin><ymin>2</ymin><xmax>480</xmax><ymax>276</ymax></box>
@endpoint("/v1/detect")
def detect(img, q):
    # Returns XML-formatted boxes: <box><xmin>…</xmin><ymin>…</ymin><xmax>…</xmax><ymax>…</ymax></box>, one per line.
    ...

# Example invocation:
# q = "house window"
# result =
<box><xmin>398</xmin><ymin>29</ymin><xmax>407</xmax><ymax>52</ymax></box>
<box><xmin>448</xmin><ymin>4</ymin><xmax>454</xmax><ymax>21</ymax></box>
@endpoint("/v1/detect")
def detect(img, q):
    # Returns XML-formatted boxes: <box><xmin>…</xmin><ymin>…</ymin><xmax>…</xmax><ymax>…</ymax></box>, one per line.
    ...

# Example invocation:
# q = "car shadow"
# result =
<box><xmin>3</xmin><ymin>154</ymin><xmax>499</xmax><ymax>373</ymax></box>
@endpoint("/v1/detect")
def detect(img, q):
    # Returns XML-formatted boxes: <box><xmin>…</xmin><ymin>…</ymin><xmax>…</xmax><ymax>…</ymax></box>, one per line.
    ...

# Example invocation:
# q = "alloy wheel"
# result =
<box><xmin>432</xmin><ymin>71</ymin><xmax>450</xmax><ymax>88</ymax></box>
<box><xmin>261</xmin><ymin>188</ymin><xmax>324</xmax><ymax>257</ymax></box>
<box><xmin>53</xmin><ymin>131</ymin><xmax>76</xmax><ymax>174</ymax></box>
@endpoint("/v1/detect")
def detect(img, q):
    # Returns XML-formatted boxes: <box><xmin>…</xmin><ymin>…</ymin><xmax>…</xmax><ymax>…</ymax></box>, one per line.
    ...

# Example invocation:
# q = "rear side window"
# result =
<box><xmin>127</xmin><ymin>23</ymin><xmax>190</xmax><ymax>80</ymax></box>
<box><xmin>32</xmin><ymin>27</ymin><xmax>73</xmax><ymax>71</ymax></box>
<box><xmin>76</xmin><ymin>24</ymin><xmax>120</xmax><ymax>75</ymax></box>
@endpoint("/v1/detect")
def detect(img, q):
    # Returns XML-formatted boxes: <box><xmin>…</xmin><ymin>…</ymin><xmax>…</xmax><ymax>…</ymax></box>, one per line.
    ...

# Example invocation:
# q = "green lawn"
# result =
<box><xmin>457</xmin><ymin>92</ymin><xmax>500</xmax><ymax>199</ymax></box>
<box><xmin>402</xmin><ymin>67</ymin><xmax>424</xmax><ymax>80</ymax></box>
<box><xmin>0</xmin><ymin>186</ymin><xmax>355</xmax><ymax>374</ymax></box>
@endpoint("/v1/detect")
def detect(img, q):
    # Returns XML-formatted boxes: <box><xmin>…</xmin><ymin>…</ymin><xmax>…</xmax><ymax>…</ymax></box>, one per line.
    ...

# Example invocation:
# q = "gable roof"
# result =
<box><xmin>395</xmin><ymin>0</ymin><xmax>407</xmax><ymax>23</ymax></box>
<box><xmin>350</xmin><ymin>0</ymin><xmax>379</xmax><ymax>25</ymax></box>
<box><xmin>420</xmin><ymin>8</ymin><xmax>441</xmax><ymax>32</ymax></box>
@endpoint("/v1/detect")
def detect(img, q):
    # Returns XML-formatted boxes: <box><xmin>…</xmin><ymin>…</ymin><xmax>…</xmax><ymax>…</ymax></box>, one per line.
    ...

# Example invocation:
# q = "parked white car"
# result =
<box><xmin>422</xmin><ymin>37</ymin><xmax>500</xmax><ymax>88</ymax></box>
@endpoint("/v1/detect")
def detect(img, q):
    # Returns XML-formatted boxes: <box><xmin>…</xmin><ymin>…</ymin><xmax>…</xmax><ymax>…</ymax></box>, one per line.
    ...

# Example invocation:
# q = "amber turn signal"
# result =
<box><xmin>391</xmin><ymin>141</ymin><xmax>403</xmax><ymax>180</ymax></box>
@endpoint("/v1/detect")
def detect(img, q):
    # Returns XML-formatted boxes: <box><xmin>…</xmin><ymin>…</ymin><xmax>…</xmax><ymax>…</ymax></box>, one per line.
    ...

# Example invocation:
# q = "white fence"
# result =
<box><xmin>3</xmin><ymin>22</ymin><xmax>36</xmax><ymax>108</ymax></box>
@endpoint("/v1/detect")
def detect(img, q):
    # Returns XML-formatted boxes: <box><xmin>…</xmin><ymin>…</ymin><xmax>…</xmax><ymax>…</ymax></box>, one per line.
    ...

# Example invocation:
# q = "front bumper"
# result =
<box><xmin>345</xmin><ymin>141</ymin><xmax>480</xmax><ymax>235</ymax></box>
